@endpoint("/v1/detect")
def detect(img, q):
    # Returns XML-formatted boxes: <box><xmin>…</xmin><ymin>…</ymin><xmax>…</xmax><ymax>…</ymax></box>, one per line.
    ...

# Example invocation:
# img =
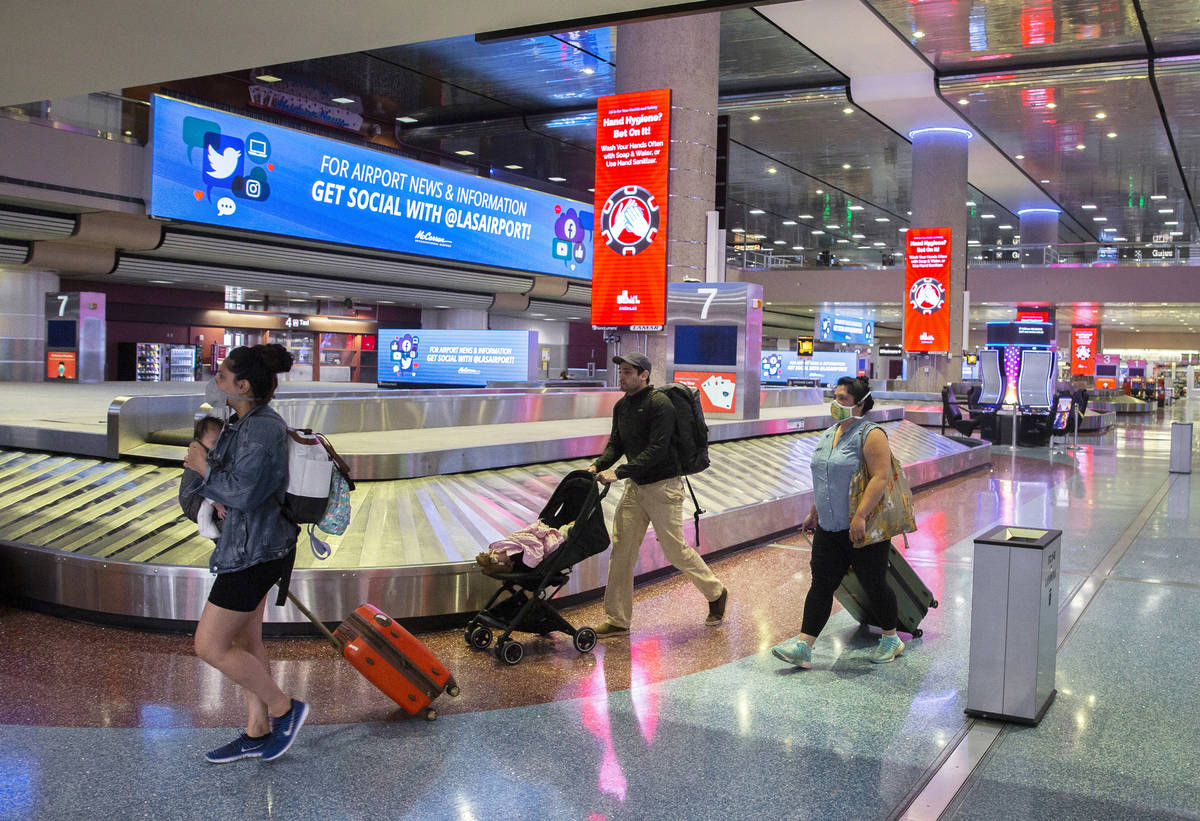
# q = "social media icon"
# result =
<box><xmin>202</xmin><ymin>133</ymin><xmax>244</xmax><ymax>190</ymax></box>
<box><xmin>248</xmin><ymin>139</ymin><xmax>268</xmax><ymax>158</ymax></box>
<box><xmin>245</xmin><ymin>178</ymin><xmax>261</xmax><ymax>198</ymax></box>
<box><xmin>216</xmin><ymin>197</ymin><xmax>237</xmax><ymax>216</ymax></box>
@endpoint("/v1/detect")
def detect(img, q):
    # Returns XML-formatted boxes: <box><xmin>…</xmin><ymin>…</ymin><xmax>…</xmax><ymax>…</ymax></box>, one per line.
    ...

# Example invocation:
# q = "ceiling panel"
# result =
<box><xmin>1154</xmin><ymin>56</ymin><xmax>1200</xmax><ymax>207</ymax></box>
<box><xmin>865</xmin><ymin>0</ymin><xmax>1146</xmax><ymax>73</ymax></box>
<box><xmin>1142</xmin><ymin>0</ymin><xmax>1200</xmax><ymax>54</ymax></box>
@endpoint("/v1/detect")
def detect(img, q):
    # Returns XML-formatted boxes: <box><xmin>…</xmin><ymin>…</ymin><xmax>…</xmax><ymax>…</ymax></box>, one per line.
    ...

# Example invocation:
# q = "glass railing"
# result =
<box><xmin>1</xmin><ymin>92</ymin><xmax>149</xmax><ymax>144</ymax></box>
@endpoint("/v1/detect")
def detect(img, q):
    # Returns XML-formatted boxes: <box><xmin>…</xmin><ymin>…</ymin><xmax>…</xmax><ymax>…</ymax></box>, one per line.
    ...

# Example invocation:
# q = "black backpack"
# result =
<box><xmin>658</xmin><ymin>383</ymin><xmax>709</xmax><ymax>546</ymax></box>
<box><xmin>658</xmin><ymin>383</ymin><xmax>710</xmax><ymax>475</ymax></box>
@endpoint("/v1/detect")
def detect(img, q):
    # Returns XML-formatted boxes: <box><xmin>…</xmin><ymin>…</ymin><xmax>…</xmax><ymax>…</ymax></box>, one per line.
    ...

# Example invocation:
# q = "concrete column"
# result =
<box><xmin>613</xmin><ymin>13</ymin><xmax>719</xmax><ymax>377</ymax></box>
<box><xmin>0</xmin><ymin>269</ymin><xmax>59</xmax><ymax>382</ymax></box>
<box><xmin>908</xmin><ymin>128</ymin><xmax>969</xmax><ymax>392</ymax></box>
<box><xmin>420</xmin><ymin>308</ymin><xmax>488</xmax><ymax>330</ymax></box>
<box><xmin>1018</xmin><ymin>207</ymin><xmax>1060</xmax><ymax>247</ymax></box>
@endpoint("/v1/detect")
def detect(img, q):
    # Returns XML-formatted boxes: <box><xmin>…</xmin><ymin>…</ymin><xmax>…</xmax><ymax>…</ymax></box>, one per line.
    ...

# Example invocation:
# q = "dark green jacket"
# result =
<box><xmin>593</xmin><ymin>385</ymin><xmax>680</xmax><ymax>485</ymax></box>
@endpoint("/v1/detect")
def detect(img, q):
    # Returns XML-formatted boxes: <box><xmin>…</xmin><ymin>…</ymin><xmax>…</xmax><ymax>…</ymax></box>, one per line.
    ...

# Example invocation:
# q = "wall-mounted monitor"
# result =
<box><xmin>673</xmin><ymin>324</ymin><xmax>738</xmax><ymax>367</ymax></box>
<box><xmin>46</xmin><ymin>319</ymin><xmax>77</xmax><ymax>348</ymax></box>
<box><xmin>1095</xmin><ymin>363</ymin><xmax>1118</xmax><ymax>378</ymax></box>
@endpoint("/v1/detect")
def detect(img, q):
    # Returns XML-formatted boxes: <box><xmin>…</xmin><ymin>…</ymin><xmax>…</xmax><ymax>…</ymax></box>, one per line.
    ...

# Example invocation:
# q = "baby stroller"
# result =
<box><xmin>464</xmin><ymin>469</ymin><xmax>610</xmax><ymax>665</ymax></box>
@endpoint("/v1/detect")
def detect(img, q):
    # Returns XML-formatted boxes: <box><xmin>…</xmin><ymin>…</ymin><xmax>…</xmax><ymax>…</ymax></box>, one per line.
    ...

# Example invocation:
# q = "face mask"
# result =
<box><xmin>204</xmin><ymin>377</ymin><xmax>244</xmax><ymax>416</ymax></box>
<box><xmin>830</xmin><ymin>400</ymin><xmax>855</xmax><ymax>421</ymax></box>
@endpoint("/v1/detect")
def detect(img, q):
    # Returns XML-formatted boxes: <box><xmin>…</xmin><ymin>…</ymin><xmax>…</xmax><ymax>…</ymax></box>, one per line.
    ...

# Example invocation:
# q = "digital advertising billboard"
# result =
<box><xmin>903</xmin><ymin>227</ymin><xmax>952</xmax><ymax>353</ymax></box>
<box><xmin>376</xmin><ymin>329</ymin><xmax>536</xmax><ymax>387</ymax></box>
<box><xmin>761</xmin><ymin>350</ymin><xmax>857</xmax><ymax>385</ymax></box>
<box><xmin>149</xmin><ymin>96</ymin><xmax>592</xmax><ymax>279</ymax></box>
<box><xmin>591</xmin><ymin>88</ymin><xmax>671</xmax><ymax>327</ymax></box>
<box><xmin>817</xmin><ymin>312</ymin><xmax>874</xmax><ymax>345</ymax></box>
<box><xmin>1070</xmin><ymin>326</ymin><xmax>1097</xmax><ymax>375</ymax></box>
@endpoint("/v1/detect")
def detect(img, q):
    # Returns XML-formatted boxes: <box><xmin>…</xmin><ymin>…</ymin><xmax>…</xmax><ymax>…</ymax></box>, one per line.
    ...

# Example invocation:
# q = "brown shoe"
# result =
<box><xmin>594</xmin><ymin>621</ymin><xmax>630</xmax><ymax>638</ymax></box>
<box><xmin>705</xmin><ymin>587</ymin><xmax>728</xmax><ymax>625</ymax></box>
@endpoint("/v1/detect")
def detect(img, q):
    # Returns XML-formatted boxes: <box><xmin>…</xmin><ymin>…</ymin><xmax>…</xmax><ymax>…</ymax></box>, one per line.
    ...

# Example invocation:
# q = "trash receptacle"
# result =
<box><xmin>965</xmin><ymin>526</ymin><xmax>1061</xmax><ymax>725</ymax></box>
<box><xmin>1170</xmin><ymin>422</ymin><xmax>1192</xmax><ymax>474</ymax></box>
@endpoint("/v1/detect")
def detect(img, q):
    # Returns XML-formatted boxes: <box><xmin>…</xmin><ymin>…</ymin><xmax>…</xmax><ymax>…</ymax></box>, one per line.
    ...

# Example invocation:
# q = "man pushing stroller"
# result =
<box><xmin>589</xmin><ymin>353</ymin><xmax>728</xmax><ymax>637</ymax></box>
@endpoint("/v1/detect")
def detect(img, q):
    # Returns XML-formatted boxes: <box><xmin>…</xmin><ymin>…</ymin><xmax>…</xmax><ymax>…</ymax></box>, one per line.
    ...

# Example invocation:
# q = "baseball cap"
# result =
<box><xmin>612</xmin><ymin>353</ymin><xmax>652</xmax><ymax>373</ymax></box>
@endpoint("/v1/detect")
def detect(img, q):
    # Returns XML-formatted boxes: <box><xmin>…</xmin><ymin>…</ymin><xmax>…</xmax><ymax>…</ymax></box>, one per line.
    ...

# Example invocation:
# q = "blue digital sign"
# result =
<box><xmin>761</xmin><ymin>350</ymin><xmax>858</xmax><ymax>385</ymax></box>
<box><xmin>149</xmin><ymin>96</ymin><xmax>593</xmax><ymax>279</ymax></box>
<box><xmin>816</xmin><ymin>312</ymin><xmax>874</xmax><ymax>345</ymax></box>
<box><xmin>377</xmin><ymin>329</ymin><xmax>537</xmax><ymax>386</ymax></box>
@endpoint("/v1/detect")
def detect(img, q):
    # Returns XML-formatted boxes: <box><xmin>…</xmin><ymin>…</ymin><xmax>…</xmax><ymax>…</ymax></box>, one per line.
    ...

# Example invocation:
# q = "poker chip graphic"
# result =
<box><xmin>600</xmin><ymin>185</ymin><xmax>660</xmax><ymax>256</ymax></box>
<box><xmin>908</xmin><ymin>277</ymin><xmax>946</xmax><ymax>314</ymax></box>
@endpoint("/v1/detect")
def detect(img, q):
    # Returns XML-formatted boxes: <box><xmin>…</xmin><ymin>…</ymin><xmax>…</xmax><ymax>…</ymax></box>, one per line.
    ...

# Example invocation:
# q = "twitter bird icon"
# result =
<box><xmin>202</xmin><ymin>133</ymin><xmax>244</xmax><ymax>193</ymax></box>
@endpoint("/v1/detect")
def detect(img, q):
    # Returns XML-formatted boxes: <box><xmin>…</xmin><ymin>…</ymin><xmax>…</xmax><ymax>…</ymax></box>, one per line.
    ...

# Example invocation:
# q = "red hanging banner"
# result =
<box><xmin>903</xmin><ymin>227</ymin><xmax>952</xmax><ymax>353</ymax></box>
<box><xmin>1070</xmin><ymin>326</ymin><xmax>1097</xmax><ymax>375</ymax></box>
<box><xmin>591</xmin><ymin>89</ymin><xmax>671</xmax><ymax>327</ymax></box>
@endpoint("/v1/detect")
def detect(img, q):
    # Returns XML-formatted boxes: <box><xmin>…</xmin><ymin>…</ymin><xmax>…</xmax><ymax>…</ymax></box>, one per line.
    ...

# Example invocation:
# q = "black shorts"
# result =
<box><xmin>207</xmin><ymin>551</ymin><xmax>295</xmax><ymax>613</ymax></box>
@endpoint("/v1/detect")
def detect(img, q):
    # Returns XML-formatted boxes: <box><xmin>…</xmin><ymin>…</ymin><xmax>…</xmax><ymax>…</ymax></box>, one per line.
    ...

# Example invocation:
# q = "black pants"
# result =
<box><xmin>801</xmin><ymin>525</ymin><xmax>897</xmax><ymax>636</ymax></box>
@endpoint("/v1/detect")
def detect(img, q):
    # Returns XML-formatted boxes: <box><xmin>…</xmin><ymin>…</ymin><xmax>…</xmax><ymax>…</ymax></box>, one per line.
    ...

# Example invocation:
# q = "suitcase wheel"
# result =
<box><xmin>423</xmin><ymin>708</ymin><xmax>437</xmax><ymax>721</ymax></box>
<box><xmin>495</xmin><ymin>639</ymin><xmax>524</xmax><ymax>666</ymax></box>
<box><xmin>573</xmin><ymin>627</ymin><xmax>597</xmax><ymax>654</ymax></box>
<box><xmin>469</xmin><ymin>626</ymin><xmax>493</xmax><ymax>650</ymax></box>
<box><xmin>446</xmin><ymin>682</ymin><xmax>461</xmax><ymax>698</ymax></box>
<box><xmin>913</xmin><ymin>628</ymin><xmax>923</xmax><ymax>638</ymax></box>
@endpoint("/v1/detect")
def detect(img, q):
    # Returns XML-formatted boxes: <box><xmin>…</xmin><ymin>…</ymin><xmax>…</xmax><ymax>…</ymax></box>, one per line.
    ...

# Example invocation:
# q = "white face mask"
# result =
<box><xmin>204</xmin><ymin>376</ymin><xmax>244</xmax><ymax>416</ymax></box>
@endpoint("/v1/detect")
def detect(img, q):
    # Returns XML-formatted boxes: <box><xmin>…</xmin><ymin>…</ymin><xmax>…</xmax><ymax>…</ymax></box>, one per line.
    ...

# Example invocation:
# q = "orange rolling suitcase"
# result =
<box><xmin>288</xmin><ymin>594</ymin><xmax>459</xmax><ymax>720</ymax></box>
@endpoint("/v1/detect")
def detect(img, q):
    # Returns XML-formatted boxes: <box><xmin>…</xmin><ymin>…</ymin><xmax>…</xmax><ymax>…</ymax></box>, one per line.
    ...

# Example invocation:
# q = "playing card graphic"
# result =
<box><xmin>701</xmin><ymin>375</ymin><xmax>736</xmax><ymax>411</ymax></box>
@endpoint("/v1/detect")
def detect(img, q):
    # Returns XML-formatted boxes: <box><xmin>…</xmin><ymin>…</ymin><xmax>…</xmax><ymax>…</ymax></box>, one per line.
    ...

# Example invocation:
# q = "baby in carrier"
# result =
<box><xmin>178</xmin><ymin>415</ymin><xmax>225</xmax><ymax>538</ymax></box>
<box><xmin>476</xmin><ymin>520</ymin><xmax>574</xmax><ymax>575</ymax></box>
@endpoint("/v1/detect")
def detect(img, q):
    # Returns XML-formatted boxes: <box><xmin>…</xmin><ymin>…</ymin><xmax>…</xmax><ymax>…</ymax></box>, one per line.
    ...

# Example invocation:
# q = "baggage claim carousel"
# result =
<box><xmin>0</xmin><ymin>385</ymin><xmax>990</xmax><ymax>630</ymax></box>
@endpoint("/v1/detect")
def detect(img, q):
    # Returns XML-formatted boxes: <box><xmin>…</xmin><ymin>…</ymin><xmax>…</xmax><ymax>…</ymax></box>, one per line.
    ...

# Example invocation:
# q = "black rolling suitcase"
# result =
<box><xmin>835</xmin><ymin>540</ymin><xmax>938</xmax><ymax>638</ymax></box>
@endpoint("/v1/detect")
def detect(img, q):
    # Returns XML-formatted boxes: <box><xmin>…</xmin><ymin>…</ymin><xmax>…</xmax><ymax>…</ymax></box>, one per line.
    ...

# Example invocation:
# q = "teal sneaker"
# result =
<box><xmin>771</xmin><ymin>638</ymin><xmax>812</xmax><ymax>669</ymax></box>
<box><xmin>869</xmin><ymin>634</ymin><xmax>905</xmax><ymax>664</ymax></box>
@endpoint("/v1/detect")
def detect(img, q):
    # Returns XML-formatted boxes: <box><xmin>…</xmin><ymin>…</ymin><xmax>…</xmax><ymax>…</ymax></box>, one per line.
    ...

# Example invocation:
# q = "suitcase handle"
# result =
<box><xmin>286</xmin><ymin>590</ymin><xmax>343</xmax><ymax>651</ymax></box>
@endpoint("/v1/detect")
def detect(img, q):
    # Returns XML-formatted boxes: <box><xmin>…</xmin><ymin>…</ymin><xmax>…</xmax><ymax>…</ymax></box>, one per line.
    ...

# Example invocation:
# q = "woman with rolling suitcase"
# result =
<box><xmin>772</xmin><ymin>377</ymin><xmax>906</xmax><ymax>669</ymax></box>
<box><xmin>183</xmin><ymin>343</ymin><xmax>309</xmax><ymax>763</ymax></box>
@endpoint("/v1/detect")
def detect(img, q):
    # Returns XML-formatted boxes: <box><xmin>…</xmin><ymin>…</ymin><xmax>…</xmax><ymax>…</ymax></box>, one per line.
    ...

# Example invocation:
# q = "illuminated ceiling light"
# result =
<box><xmin>732</xmin><ymin>227</ymin><xmax>745</xmax><ymax>233</ymax></box>
<box><xmin>749</xmin><ymin>209</ymin><xmax>765</xmax><ymax>215</ymax></box>
<box><xmin>852</xmin><ymin>233</ymin><xmax>865</xmax><ymax>238</ymax></box>
<box><xmin>454</xmin><ymin>149</ymin><xmax>475</xmax><ymax>156</ymax></box>
<box><xmin>1158</xmin><ymin>208</ymin><xmax>1173</xmax><ymax>214</ymax></box>
<box><xmin>836</xmin><ymin>239</ymin><xmax>849</xmax><ymax>244</ymax></box>
<box><xmin>1171</xmin><ymin>231</ymin><xmax>1183</xmax><ymax>236</ymax></box>
<box><xmin>548</xmin><ymin>176</ymin><xmax>566</xmax><ymax>182</ymax></box>
<box><xmin>773</xmin><ymin>240</ymin><xmax>786</xmax><ymax>245</ymax></box>
<box><xmin>1015</xmin><ymin>154</ymin><xmax>1025</xmax><ymax>160</ymax></box>
<box><xmin>899</xmin><ymin>227</ymin><xmax>909</xmax><ymax>232</ymax></box>
<box><xmin>504</xmin><ymin>164</ymin><xmax>523</xmax><ymax>170</ymax></box>
<box><xmin>782</xmin><ymin>220</ymin><xmax>797</xmax><ymax>225</ymax></box>
<box><xmin>792</xmin><ymin>245</ymin><xmax>804</xmax><ymax>250</ymax></box>
<box><xmin>799</xmin><ymin>214</ymin><xmax>814</xmax><ymax>219</ymax></box>
<box><xmin>750</xmin><ymin>234</ymin><xmax>767</xmax><ymax>239</ymax></box>
<box><xmin>815</xmin><ymin>189</ymin><xmax>824</xmax><ymax>195</ymax></box>
<box><xmin>767</xmin><ymin>167</ymin><xmax>778</xmax><ymax>174</ymax></box>
<box><xmin>331</xmin><ymin>97</ymin><xmax>355</xmax><ymax>104</ymax></box>
<box><xmin>1040</xmin><ymin>179</ymin><xmax>1051</xmax><ymax>183</ymax></box>
<box><xmin>581</xmin><ymin>67</ymin><xmax>595</xmax><ymax>75</ymax></box>
<box><xmin>147</xmin><ymin>279</ymin><xmax>174</xmax><ymax>284</ymax></box>
<box><xmin>981</xmin><ymin>214</ymin><xmax>995</xmax><ymax>219</ymax></box>
<box><xmin>1095</xmin><ymin>111</ymin><xmax>1106</xmax><ymax>119</ymax></box>
<box><xmin>913</xmin><ymin>30</ymin><xmax>926</xmax><ymax>38</ymax></box>
<box><xmin>875</xmin><ymin>217</ymin><xmax>890</xmax><ymax>222</ymax></box>
<box><xmin>1046</xmin><ymin>102</ymin><xmax>1057</xmax><ymax>109</ymax></box>
<box><xmin>842</xmin><ymin>163</ymin><xmax>852</xmax><ymax>169</ymax></box>
<box><xmin>1164</xmin><ymin>221</ymin><xmax>1179</xmax><ymax>226</ymax></box>
<box><xmin>811</xmin><ymin>230</ymin><xmax>825</xmax><ymax>235</ymax></box>
<box><xmin>749</xmin><ymin>114</ymin><xmax>761</xmax><ymax>121</ymax></box>
<box><xmin>255</xmin><ymin>74</ymin><xmax>283</xmax><ymax>83</ymax></box>
<box><xmin>967</xmin><ymin>240</ymin><xmax>981</xmax><ymax>246</ymax></box>
<box><xmin>825</xmin><ymin>224</ymin><xmax>841</xmax><ymax>229</ymax></box>
<box><xmin>1082</xmin><ymin>204</ymin><xmax>1097</xmax><ymax>210</ymax></box>
<box><xmin>966</xmin><ymin>200</ymin><xmax>977</xmax><ymax>206</ymax></box>
<box><xmin>908</xmin><ymin>126</ymin><xmax>974</xmax><ymax>140</ymax></box>
<box><xmin>848</xmin><ymin>205</ymin><xmax>864</xmax><ymax>211</ymax></box>
<box><xmin>1107</xmin><ymin>132</ymin><xmax>1117</xmax><ymax>138</ymax></box>
<box><xmin>843</xmin><ymin>107</ymin><xmax>854</xmax><ymax>114</ymax></box>
<box><xmin>957</xmin><ymin>98</ymin><xmax>969</xmax><ymax>106</ymax></box>
<box><xmin>1092</xmin><ymin>216</ymin><xmax>1107</xmax><ymax>222</ymax></box>
<box><xmin>873</xmin><ymin>242</ymin><xmax>885</xmax><ymax>247</ymax></box>
<box><xmin>396</xmin><ymin>116</ymin><xmax>418</xmax><ymax>123</ymax></box>
<box><xmin>1017</xmin><ymin>208</ymin><xmax>1060</xmax><ymax>215</ymax></box>
<box><xmin>1151</xmin><ymin>194</ymin><xmax>1168</xmax><ymax>200</ymax></box>
<box><xmin>587</xmin><ymin>187</ymin><xmax>594</xmax><ymax>192</ymax></box>
<box><xmin>1075</xmin><ymin>143</ymin><xmax>1085</xmax><ymax>150</ymax></box>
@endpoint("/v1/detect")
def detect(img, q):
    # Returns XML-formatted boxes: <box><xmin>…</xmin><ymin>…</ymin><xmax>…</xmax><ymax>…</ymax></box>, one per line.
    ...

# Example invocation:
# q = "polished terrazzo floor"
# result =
<box><xmin>2</xmin><ymin>406</ymin><xmax>1199</xmax><ymax>820</ymax></box>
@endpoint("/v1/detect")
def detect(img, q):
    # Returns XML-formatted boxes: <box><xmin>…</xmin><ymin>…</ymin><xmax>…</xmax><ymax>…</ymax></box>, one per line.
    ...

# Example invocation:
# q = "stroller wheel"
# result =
<box><xmin>573</xmin><ymin>627</ymin><xmax>598</xmax><ymax>654</ymax></box>
<box><xmin>496</xmin><ymin>639</ymin><xmax>524</xmax><ymax>666</ymax></box>
<box><xmin>469</xmin><ymin>625</ymin><xmax>494</xmax><ymax>650</ymax></box>
<box><xmin>463</xmin><ymin>625</ymin><xmax>475</xmax><ymax>644</ymax></box>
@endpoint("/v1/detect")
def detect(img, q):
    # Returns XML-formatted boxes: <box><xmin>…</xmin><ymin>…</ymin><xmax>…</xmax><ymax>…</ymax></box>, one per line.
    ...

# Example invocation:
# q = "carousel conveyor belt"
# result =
<box><xmin>0</xmin><ymin>420</ymin><xmax>990</xmax><ymax>627</ymax></box>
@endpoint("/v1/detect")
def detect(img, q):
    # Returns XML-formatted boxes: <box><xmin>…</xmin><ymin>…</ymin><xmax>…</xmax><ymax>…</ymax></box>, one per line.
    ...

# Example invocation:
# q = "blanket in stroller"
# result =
<box><xmin>477</xmin><ymin>520</ymin><xmax>574</xmax><ymax>574</ymax></box>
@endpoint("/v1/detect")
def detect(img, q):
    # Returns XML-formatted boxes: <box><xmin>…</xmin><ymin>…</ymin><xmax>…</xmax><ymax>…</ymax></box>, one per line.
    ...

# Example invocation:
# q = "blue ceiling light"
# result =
<box><xmin>907</xmin><ymin>127</ymin><xmax>974</xmax><ymax>140</ymax></box>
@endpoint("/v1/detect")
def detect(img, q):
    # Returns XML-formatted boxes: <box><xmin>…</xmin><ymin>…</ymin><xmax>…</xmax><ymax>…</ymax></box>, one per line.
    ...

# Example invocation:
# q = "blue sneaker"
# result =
<box><xmin>869</xmin><ymin>634</ymin><xmax>905</xmax><ymax>664</ymax></box>
<box><xmin>260</xmin><ymin>699</ymin><xmax>310</xmax><ymax>762</ymax></box>
<box><xmin>204</xmin><ymin>732</ymin><xmax>269</xmax><ymax>764</ymax></box>
<box><xmin>771</xmin><ymin>638</ymin><xmax>812</xmax><ymax>669</ymax></box>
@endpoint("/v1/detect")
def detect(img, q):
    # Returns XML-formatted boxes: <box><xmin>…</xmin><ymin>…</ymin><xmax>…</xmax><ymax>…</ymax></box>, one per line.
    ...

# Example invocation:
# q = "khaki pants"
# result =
<box><xmin>604</xmin><ymin>476</ymin><xmax>723</xmax><ymax>629</ymax></box>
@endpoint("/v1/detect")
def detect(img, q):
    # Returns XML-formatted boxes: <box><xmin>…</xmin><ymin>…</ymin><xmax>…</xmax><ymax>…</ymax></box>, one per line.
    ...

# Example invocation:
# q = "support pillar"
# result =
<box><xmin>610</xmin><ymin>13</ymin><xmax>719</xmax><ymax>378</ymax></box>
<box><xmin>421</xmin><ymin>308</ymin><xmax>488</xmax><ymax>330</ymax></box>
<box><xmin>908</xmin><ymin>128</ymin><xmax>969</xmax><ymax>392</ymax></box>
<box><xmin>1018</xmin><ymin>208</ymin><xmax>1060</xmax><ymax>263</ymax></box>
<box><xmin>0</xmin><ymin>269</ymin><xmax>59</xmax><ymax>382</ymax></box>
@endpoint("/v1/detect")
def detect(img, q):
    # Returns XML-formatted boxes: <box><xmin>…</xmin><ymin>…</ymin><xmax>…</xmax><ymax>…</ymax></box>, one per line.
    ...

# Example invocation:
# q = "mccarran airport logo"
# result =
<box><xmin>908</xmin><ymin>277</ymin><xmax>946</xmax><ymax>315</ymax></box>
<box><xmin>600</xmin><ymin>185</ymin><xmax>660</xmax><ymax>255</ymax></box>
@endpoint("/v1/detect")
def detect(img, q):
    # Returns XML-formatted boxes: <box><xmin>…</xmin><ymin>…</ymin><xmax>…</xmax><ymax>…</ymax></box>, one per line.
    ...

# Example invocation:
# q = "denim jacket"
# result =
<box><xmin>199</xmin><ymin>404</ymin><xmax>298</xmax><ymax>574</ymax></box>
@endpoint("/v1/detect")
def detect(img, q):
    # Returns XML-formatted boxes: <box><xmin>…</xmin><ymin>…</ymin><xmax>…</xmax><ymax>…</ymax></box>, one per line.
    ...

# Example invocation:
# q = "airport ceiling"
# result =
<box><xmin>5</xmin><ymin>0</ymin><xmax>1200</xmax><ymax>338</ymax></box>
